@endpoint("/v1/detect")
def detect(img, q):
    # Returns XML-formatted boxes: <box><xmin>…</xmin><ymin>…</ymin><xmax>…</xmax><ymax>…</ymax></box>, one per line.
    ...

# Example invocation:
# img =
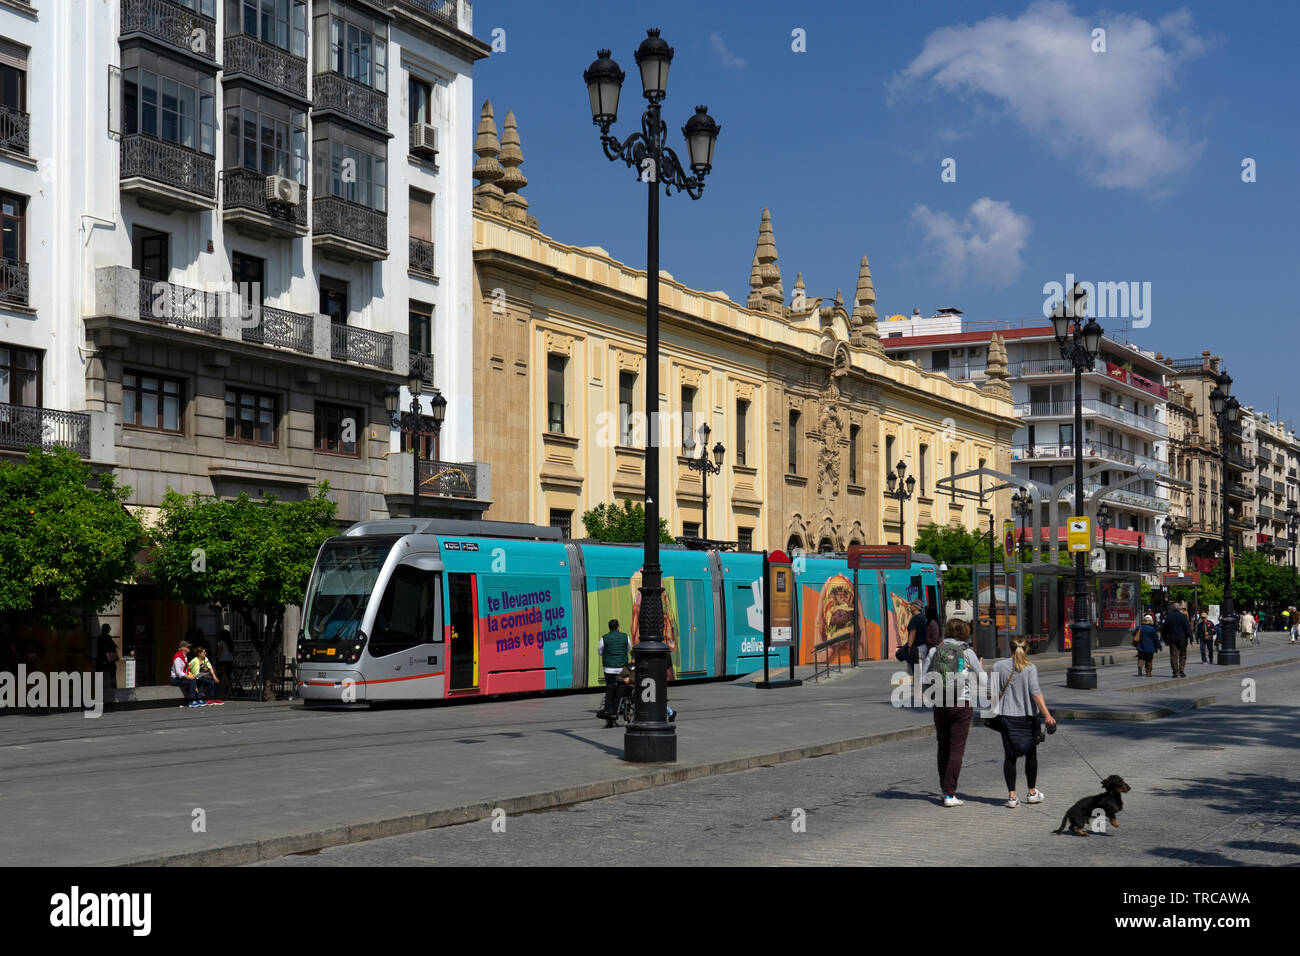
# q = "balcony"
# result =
<box><xmin>1094</xmin><ymin>399</ymin><xmax>1168</xmax><ymax>438</ymax></box>
<box><xmin>418</xmin><ymin>458</ymin><xmax>478</xmax><ymax>498</ymax></box>
<box><xmin>1225</xmin><ymin>448</ymin><xmax>1253</xmax><ymax>471</ymax></box>
<box><xmin>409</xmin><ymin>350</ymin><xmax>435</xmax><ymax>389</ymax></box>
<box><xmin>0</xmin><ymin>104</ymin><xmax>30</xmax><ymax>154</ymax></box>
<box><xmin>120</xmin><ymin>0</ymin><xmax>218</xmax><ymax>64</ymax></box>
<box><xmin>223</xmin><ymin>33</ymin><xmax>308</xmax><ymax>100</ymax></box>
<box><xmin>120</xmin><ymin>134</ymin><xmax>215</xmax><ymax>210</ymax></box>
<box><xmin>387</xmin><ymin>452</ymin><xmax>492</xmax><ymax>518</ymax></box>
<box><xmin>313</xmin><ymin>196</ymin><xmax>388</xmax><ymax>261</ymax></box>
<box><xmin>1012</xmin><ymin>358</ymin><xmax>1074</xmax><ymax>377</ymax></box>
<box><xmin>398</xmin><ymin>0</ymin><xmax>458</xmax><ymax>26</ymax></box>
<box><xmin>1084</xmin><ymin>482</ymin><xmax>1170</xmax><ymax>513</ymax></box>
<box><xmin>0</xmin><ymin>404</ymin><xmax>90</xmax><ymax>456</ymax></box>
<box><xmin>139</xmin><ymin>276</ymin><xmax>221</xmax><ymax>335</ymax></box>
<box><xmin>331</xmin><ymin>323</ymin><xmax>393</xmax><ymax>370</ymax></box>
<box><xmin>409</xmin><ymin>237</ymin><xmax>436</xmax><ymax>277</ymax></box>
<box><xmin>222</xmin><ymin>168</ymin><xmax>309</xmax><ymax>238</ymax></box>
<box><xmin>1011</xmin><ymin>439</ymin><xmax>1169</xmax><ymax>476</ymax></box>
<box><xmin>1226</xmin><ymin>482</ymin><xmax>1254</xmax><ymax>501</ymax></box>
<box><xmin>1259</xmin><ymin>475</ymin><xmax>1275</xmax><ymax>493</ymax></box>
<box><xmin>312</xmin><ymin>72</ymin><xmax>387</xmax><ymax>132</ymax></box>
<box><xmin>0</xmin><ymin>258</ymin><xmax>29</xmax><ymax>308</ymax></box>
<box><xmin>242</xmin><ymin>305</ymin><xmax>315</xmax><ymax>354</ymax></box>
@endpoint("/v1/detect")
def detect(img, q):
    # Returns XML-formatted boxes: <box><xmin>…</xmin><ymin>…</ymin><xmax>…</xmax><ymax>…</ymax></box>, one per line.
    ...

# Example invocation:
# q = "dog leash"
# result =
<box><xmin>1054</xmin><ymin>725</ymin><xmax>1105</xmax><ymax>783</ymax></box>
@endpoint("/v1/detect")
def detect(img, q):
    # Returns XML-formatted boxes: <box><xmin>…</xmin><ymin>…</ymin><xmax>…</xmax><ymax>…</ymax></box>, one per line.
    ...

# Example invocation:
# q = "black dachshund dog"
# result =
<box><xmin>1054</xmin><ymin>775</ymin><xmax>1131</xmax><ymax>836</ymax></box>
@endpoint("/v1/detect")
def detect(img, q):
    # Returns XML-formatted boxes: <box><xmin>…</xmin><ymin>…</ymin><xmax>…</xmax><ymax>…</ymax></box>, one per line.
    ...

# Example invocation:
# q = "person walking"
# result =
<box><xmin>992</xmin><ymin>638</ymin><xmax>1056</xmax><ymax>808</ymax></box>
<box><xmin>596</xmin><ymin>618</ymin><xmax>630</xmax><ymax>727</ymax></box>
<box><xmin>1161</xmin><ymin>602</ymin><xmax>1192</xmax><ymax>677</ymax></box>
<box><xmin>1239</xmin><ymin>610</ymin><xmax>1256</xmax><ymax>647</ymax></box>
<box><xmin>926</xmin><ymin>618</ymin><xmax>983</xmax><ymax>808</ymax></box>
<box><xmin>1290</xmin><ymin>606</ymin><xmax>1299</xmax><ymax>644</ymax></box>
<box><xmin>95</xmin><ymin>624</ymin><xmax>119</xmax><ymax>691</ymax></box>
<box><xmin>1131</xmin><ymin>613</ymin><xmax>1162</xmax><ymax>677</ymax></box>
<box><xmin>1195</xmin><ymin>610</ymin><xmax>1216</xmax><ymax>664</ymax></box>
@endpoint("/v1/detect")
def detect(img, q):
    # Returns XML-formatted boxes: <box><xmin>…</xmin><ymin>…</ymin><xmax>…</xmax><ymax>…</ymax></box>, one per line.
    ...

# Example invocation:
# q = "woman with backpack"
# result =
<box><xmin>926</xmin><ymin>618</ymin><xmax>983</xmax><ymax>808</ymax></box>
<box><xmin>1131</xmin><ymin>613</ymin><xmax>1162</xmax><ymax>677</ymax></box>
<box><xmin>991</xmin><ymin>638</ymin><xmax>1056</xmax><ymax>808</ymax></box>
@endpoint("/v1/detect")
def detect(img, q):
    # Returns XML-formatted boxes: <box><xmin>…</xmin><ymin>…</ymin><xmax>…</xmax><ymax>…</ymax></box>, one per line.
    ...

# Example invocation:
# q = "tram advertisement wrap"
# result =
<box><xmin>480</xmin><ymin>578</ymin><xmax>571</xmax><ymax>679</ymax></box>
<box><xmin>798</xmin><ymin>572</ymin><xmax>882</xmax><ymax>665</ymax></box>
<box><xmin>585</xmin><ymin>574</ymin><xmax>683</xmax><ymax>685</ymax></box>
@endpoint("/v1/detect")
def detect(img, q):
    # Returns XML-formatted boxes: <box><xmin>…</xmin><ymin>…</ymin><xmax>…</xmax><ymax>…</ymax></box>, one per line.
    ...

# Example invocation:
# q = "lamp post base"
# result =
<box><xmin>624</xmin><ymin>725</ymin><xmax>677</xmax><ymax>762</ymax></box>
<box><xmin>1066</xmin><ymin>665</ymin><xmax>1098</xmax><ymax>689</ymax></box>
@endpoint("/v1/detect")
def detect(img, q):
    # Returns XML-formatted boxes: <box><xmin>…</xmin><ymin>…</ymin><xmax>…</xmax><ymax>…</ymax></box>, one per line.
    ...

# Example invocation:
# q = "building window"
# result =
<box><xmin>409</xmin><ymin>76</ymin><xmax>432</xmax><ymax>124</ymax></box>
<box><xmin>682</xmin><ymin>522</ymin><xmax>700</xmax><ymax>539</ymax></box>
<box><xmin>409</xmin><ymin>188</ymin><xmax>432</xmax><ymax>242</ymax></box>
<box><xmin>1</xmin><ymin>191</ymin><xmax>25</xmax><ymax>265</ymax></box>
<box><xmin>225</xmin><ymin>387</ymin><xmax>277</xmax><ymax>445</ymax></box>
<box><xmin>314</xmin><ymin>125</ymin><xmax>387</xmax><ymax>211</ymax></box>
<box><xmin>409</xmin><ymin>301</ymin><xmax>432</xmax><ymax>354</ymax></box>
<box><xmin>315</xmin><ymin>403</ymin><xmax>360</xmax><ymax>456</ymax></box>
<box><xmin>121</xmin><ymin>49</ymin><xmax>215</xmax><ymax>155</ymax></box>
<box><xmin>931</xmin><ymin>351</ymin><xmax>949</xmax><ymax>372</ymax></box>
<box><xmin>123</xmin><ymin>371</ymin><xmax>183</xmax><ymax>433</ymax></box>
<box><xmin>885</xmin><ymin>435</ymin><xmax>895</xmax><ymax>484</ymax></box>
<box><xmin>232</xmin><ymin>252</ymin><xmax>265</xmax><ymax>308</ymax></box>
<box><xmin>681</xmin><ymin>384</ymin><xmax>696</xmax><ymax>449</ymax></box>
<box><xmin>788</xmin><ymin>410</ymin><xmax>800</xmax><ymax>473</ymax></box>
<box><xmin>736</xmin><ymin>398</ymin><xmax>748</xmax><ymax>467</ymax></box>
<box><xmin>0</xmin><ymin>39</ymin><xmax>28</xmax><ymax>154</ymax></box>
<box><xmin>319</xmin><ymin>275</ymin><xmax>347</xmax><ymax>323</ymax></box>
<box><xmin>619</xmin><ymin>371</ymin><xmax>637</xmax><ymax>446</ymax></box>
<box><xmin>132</xmin><ymin>227</ymin><xmax>169</xmax><ymax>281</ymax></box>
<box><xmin>547</xmin><ymin>354</ymin><xmax>566</xmax><ymax>434</ymax></box>
<box><xmin>919</xmin><ymin>443</ymin><xmax>928</xmax><ymax>495</ymax></box>
<box><xmin>737</xmin><ymin>527</ymin><xmax>753</xmax><ymax>551</ymax></box>
<box><xmin>313</xmin><ymin>0</ymin><xmax>387</xmax><ymax>91</ymax></box>
<box><xmin>0</xmin><ymin>346</ymin><xmax>39</xmax><ymax>406</ymax></box>
<box><xmin>223</xmin><ymin>88</ymin><xmax>307</xmax><ymax>182</ymax></box>
<box><xmin>846</xmin><ymin>424</ymin><xmax>859</xmax><ymax>485</ymax></box>
<box><xmin>231</xmin><ymin>0</ymin><xmax>307</xmax><ymax>56</ymax></box>
<box><xmin>950</xmin><ymin>450</ymin><xmax>959</xmax><ymax>481</ymax></box>
<box><xmin>549</xmin><ymin>508</ymin><xmax>572</xmax><ymax>539</ymax></box>
<box><xmin>399</xmin><ymin>415</ymin><xmax>438</xmax><ymax>460</ymax></box>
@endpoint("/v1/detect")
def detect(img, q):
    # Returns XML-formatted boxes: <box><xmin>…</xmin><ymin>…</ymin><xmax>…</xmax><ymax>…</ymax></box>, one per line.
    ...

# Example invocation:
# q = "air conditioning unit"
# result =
<box><xmin>410</xmin><ymin>123</ymin><xmax>438</xmax><ymax>159</ymax></box>
<box><xmin>265</xmin><ymin>175</ymin><xmax>300</xmax><ymax>206</ymax></box>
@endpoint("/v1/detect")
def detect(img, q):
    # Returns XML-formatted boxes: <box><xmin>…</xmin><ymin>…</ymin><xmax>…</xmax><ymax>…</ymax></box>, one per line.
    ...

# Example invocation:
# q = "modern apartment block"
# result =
<box><xmin>1250</xmin><ymin>409</ymin><xmax>1299</xmax><ymax>561</ymax></box>
<box><xmin>882</xmin><ymin>316</ymin><xmax>1179</xmax><ymax>582</ymax></box>
<box><xmin>1</xmin><ymin>0</ymin><xmax>489</xmax><ymax>678</ymax></box>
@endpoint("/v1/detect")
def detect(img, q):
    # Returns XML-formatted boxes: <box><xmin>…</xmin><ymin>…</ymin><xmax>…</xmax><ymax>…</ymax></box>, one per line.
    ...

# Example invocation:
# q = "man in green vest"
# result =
<box><xmin>597</xmin><ymin>618</ymin><xmax>630</xmax><ymax>727</ymax></box>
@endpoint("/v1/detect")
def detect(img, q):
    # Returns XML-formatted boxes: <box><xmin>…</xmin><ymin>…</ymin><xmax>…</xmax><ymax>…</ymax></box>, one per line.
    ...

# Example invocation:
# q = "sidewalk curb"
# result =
<box><xmin>1052</xmin><ymin>695</ymin><xmax>1216</xmax><ymax>721</ymax></box>
<box><xmin>1114</xmin><ymin>656</ymin><xmax>1300</xmax><ymax>693</ymax></box>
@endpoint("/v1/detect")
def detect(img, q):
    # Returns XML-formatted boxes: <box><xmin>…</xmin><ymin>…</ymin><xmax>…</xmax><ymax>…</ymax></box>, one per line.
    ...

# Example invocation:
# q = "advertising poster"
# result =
<box><xmin>975</xmin><ymin>570</ymin><xmax>1020</xmax><ymax>634</ymax></box>
<box><xmin>585</xmin><ymin>573</ymin><xmax>683</xmax><ymax>686</ymax></box>
<box><xmin>797</xmin><ymin>571</ymin><xmax>880</xmax><ymax>665</ymax></box>
<box><xmin>1101</xmin><ymin>580</ymin><xmax>1138</xmax><ymax>629</ymax></box>
<box><xmin>478</xmin><ymin>575</ymin><xmax>572</xmax><ymax>684</ymax></box>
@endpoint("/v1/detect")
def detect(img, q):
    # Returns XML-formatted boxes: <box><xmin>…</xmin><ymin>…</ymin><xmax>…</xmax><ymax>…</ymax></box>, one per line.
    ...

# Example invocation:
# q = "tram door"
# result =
<box><xmin>448</xmin><ymin>572</ymin><xmax>478</xmax><ymax>691</ymax></box>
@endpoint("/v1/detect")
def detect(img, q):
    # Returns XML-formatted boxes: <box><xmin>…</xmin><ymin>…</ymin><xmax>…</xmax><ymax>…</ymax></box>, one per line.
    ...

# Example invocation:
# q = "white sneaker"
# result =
<box><xmin>1026</xmin><ymin>790</ymin><xmax>1045</xmax><ymax>804</ymax></box>
<box><xmin>1005</xmin><ymin>797</ymin><xmax>1020</xmax><ymax>808</ymax></box>
<box><xmin>943</xmin><ymin>795</ymin><xmax>965</xmax><ymax>807</ymax></box>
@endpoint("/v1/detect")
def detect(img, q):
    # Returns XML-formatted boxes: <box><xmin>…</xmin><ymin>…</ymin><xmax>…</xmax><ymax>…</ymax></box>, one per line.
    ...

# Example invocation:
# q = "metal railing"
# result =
<box><xmin>330</xmin><ymin>323</ymin><xmax>393</xmax><ymax>369</ymax></box>
<box><xmin>1094</xmin><ymin>398</ymin><xmax>1168</xmax><ymax>437</ymax></box>
<box><xmin>313</xmin><ymin>196</ymin><xmax>387</xmax><ymax>252</ymax></box>
<box><xmin>409</xmin><ymin>237</ymin><xmax>436</xmax><ymax>276</ymax></box>
<box><xmin>399</xmin><ymin>0</ymin><xmax>457</xmax><ymax>26</ymax></box>
<box><xmin>1225</xmin><ymin>449</ymin><xmax>1253</xmax><ymax>470</ymax></box>
<box><xmin>120</xmin><ymin>134</ymin><xmax>215</xmax><ymax>199</ymax></box>
<box><xmin>312</xmin><ymin>71</ymin><xmax>387</xmax><ymax>130</ymax></box>
<box><xmin>223</xmin><ymin>33</ymin><xmax>308</xmax><ymax>99</ymax></box>
<box><xmin>1226</xmin><ymin>482</ymin><xmax>1254</xmax><ymax>500</ymax></box>
<box><xmin>1168</xmin><ymin>357</ymin><xmax>1211</xmax><ymax>371</ymax></box>
<box><xmin>138</xmin><ymin>276</ymin><xmax>221</xmax><ymax>334</ymax></box>
<box><xmin>0</xmin><ymin>404</ymin><xmax>91</xmax><ymax>456</ymax></box>
<box><xmin>1012</xmin><ymin>357</ymin><xmax>1074</xmax><ymax>376</ymax></box>
<box><xmin>223</xmin><ymin>167</ymin><xmax>308</xmax><ymax>229</ymax></box>
<box><xmin>418</xmin><ymin>458</ymin><xmax>477</xmax><ymax>498</ymax></box>
<box><xmin>0</xmin><ymin>104</ymin><xmax>30</xmax><ymax>154</ymax></box>
<box><xmin>409</xmin><ymin>350</ymin><xmax>435</xmax><ymax>388</ymax></box>
<box><xmin>0</xmin><ymin>258</ymin><xmax>29</xmax><ymax>307</ymax></box>
<box><xmin>241</xmin><ymin>305</ymin><xmax>314</xmax><ymax>353</ymax></box>
<box><xmin>120</xmin><ymin>0</ymin><xmax>219</xmax><ymax>62</ymax></box>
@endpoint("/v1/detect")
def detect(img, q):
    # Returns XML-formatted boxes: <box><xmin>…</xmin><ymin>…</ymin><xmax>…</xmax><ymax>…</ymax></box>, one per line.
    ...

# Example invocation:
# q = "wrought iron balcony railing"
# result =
<box><xmin>314</xmin><ymin>196</ymin><xmax>387</xmax><ymax>252</ymax></box>
<box><xmin>138</xmin><ymin>276</ymin><xmax>221</xmax><ymax>335</ymax></box>
<box><xmin>0</xmin><ymin>104</ymin><xmax>30</xmax><ymax>154</ymax></box>
<box><xmin>0</xmin><ymin>258</ymin><xmax>29</xmax><ymax>307</ymax></box>
<box><xmin>312</xmin><ymin>72</ymin><xmax>387</xmax><ymax>130</ymax></box>
<box><xmin>222</xmin><ymin>167</ymin><xmax>308</xmax><ymax>230</ymax></box>
<box><xmin>224</xmin><ymin>33</ymin><xmax>308</xmax><ymax>99</ymax></box>
<box><xmin>120</xmin><ymin>134</ymin><xmax>215</xmax><ymax>199</ymax></box>
<box><xmin>241</xmin><ymin>305</ymin><xmax>314</xmax><ymax>354</ymax></box>
<box><xmin>330</xmin><ymin>323</ymin><xmax>393</xmax><ymax>370</ymax></box>
<box><xmin>0</xmin><ymin>403</ymin><xmax>91</xmax><ymax>456</ymax></box>
<box><xmin>399</xmin><ymin>0</ymin><xmax>457</xmax><ymax>27</ymax></box>
<box><xmin>409</xmin><ymin>237</ymin><xmax>435</xmax><ymax>276</ymax></box>
<box><xmin>409</xmin><ymin>350</ymin><xmax>435</xmax><ymax>388</ymax></box>
<box><xmin>418</xmin><ymin>457</ymin><xmax>478</xmax><ymax>499</ymax></box>
<box><xmin>1226</xmin><ymin>482</ymin><xmax>1254</xmax><ymax>500</ymax></box>
<box><xmin>121</xmin><ymin>0</ymin><xmax>219</xmax><ymax>63</ymax></box>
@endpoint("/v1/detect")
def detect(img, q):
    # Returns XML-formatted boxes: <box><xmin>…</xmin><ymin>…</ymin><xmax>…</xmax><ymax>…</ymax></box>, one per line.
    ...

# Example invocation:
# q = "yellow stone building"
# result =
<box><xmin>469</xmin><ymin>103</ymin><xmax>1018</xmax><ymax>549</ymax></box>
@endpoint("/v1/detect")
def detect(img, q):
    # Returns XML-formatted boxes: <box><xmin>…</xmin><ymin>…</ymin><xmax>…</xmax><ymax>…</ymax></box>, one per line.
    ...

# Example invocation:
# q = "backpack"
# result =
<box><xmin>931</xmin><ymin>640</ymin><xmax>969</xmax><ymax>680</ymax></box>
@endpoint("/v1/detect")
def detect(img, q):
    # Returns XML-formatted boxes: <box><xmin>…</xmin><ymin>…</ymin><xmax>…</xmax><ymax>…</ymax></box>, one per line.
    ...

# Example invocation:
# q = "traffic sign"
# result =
<box><xmin>1068</xmin><ymin>516</ymin><xmax>1091</xmax><ymax>553</ymax></box>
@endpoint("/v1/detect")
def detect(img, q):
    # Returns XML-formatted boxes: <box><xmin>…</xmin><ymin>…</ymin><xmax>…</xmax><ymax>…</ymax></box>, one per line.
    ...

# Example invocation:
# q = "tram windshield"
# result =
<box><xmin>302</xmin><ymin>538</ymin><xmax>395</xmax><ymax>643</ymax></box>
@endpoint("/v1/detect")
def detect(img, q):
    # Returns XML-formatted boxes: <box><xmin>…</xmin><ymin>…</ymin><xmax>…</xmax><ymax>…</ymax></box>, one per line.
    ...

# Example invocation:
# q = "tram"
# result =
<box><xmin>296</xmin><ymin>518</ymin><xmax>942</xmax><ymax>705</ymax></box>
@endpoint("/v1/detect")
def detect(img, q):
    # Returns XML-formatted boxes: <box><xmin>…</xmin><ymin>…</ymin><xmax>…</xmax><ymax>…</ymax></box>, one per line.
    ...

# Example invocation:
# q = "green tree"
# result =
<box><xmin>913</xmin><ymin>524</ymin><xmax>994</xmax><ymax>601</ymax></box>
<box><xmin>0</xmin><ymin>448</ymin><xmax>147</xmax><ymax>632</ymax></box>
<box><xmin>150</xmin><ymin>485</ymin><xmax>338</xmax><ymax>697</ymax></box>
<box><xmin>581</xmin><ymin>500</ymin><xmax>673</xmax><ymax>544</ymax></box>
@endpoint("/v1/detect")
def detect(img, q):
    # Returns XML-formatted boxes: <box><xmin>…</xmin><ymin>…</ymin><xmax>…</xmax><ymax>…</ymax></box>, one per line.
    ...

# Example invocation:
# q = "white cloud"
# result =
<box><xmin>894</xmin><ymin>1</ymin><xmax>1207</xmax><ymax>190</ymax></box>
<box><xmin>710</xmin><ymin>32</ymin><xmax>746</xmax><ymax>70</ymax></box>
<box><xmin>911</xmin><ymin>198</ymin><xmax>1032</xmax><ymax>287</ymax></box>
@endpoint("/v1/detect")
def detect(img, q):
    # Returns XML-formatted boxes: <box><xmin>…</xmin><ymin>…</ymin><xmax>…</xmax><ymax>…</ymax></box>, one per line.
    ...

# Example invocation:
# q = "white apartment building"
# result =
<box><xmin>0</xmin><ymin>0</ymin><xmax>489</xmax><ymax>682</ymax></box>
<box><xmin>882</xmin><ymin>317</ymin><xmax>1180</xmax><ymax>582</ymax></box>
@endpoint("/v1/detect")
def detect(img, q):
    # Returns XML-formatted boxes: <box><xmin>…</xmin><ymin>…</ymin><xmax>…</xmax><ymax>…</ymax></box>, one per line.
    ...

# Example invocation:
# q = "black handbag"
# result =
<box><xmin>984</xmin><ymin>666</ymin><xmax>1015</xmax><ymax>733</ymax></box>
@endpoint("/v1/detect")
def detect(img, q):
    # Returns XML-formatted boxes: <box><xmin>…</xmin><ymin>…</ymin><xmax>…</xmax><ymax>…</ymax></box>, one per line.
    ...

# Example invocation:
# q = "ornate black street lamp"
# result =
<box><xmin>684</xmin><ymin>422</ymin><xmax>724</xmax><ymax>540</ymax></box>
<box><xmin>1210</xmin><ymin>371</ymin><xmax>1242</xmax><ymax>665</ymax></box>
<box><xmin>1097</xmin><ymin>503</ymin><xmax>1111</xmax><ymax>571</ymax></box>
<box><xmin>1011</xmin><ymin>489</ymin><xmax>1032</xmax><ymax>562</ymax></box>
<box><xmin>585</xmin><ymin>30</ymin><xmax>720</xmax><ymax>763</ymax></box>
<box><xmin>885</xmin><ymin>460</ymin><xmax>916</xmax><ymax>547</ymax></box>
<box><xmin>385</xmin><ymin>379</ymin><xmax>446</xmax><ymax>518</ymax></box>
<box><xmin>1052</xmin><ymin>282</ymin><xmax>1104</xmax><ymax>689</ymax></box>
<box><xmin>1159</xmin><ymin>515</ymin><xmax>1184</xmax><ymax>612</ymax></box>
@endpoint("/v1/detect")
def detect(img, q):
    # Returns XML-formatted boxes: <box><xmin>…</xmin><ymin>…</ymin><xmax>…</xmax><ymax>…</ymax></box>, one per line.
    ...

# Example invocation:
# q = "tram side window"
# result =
<box><xmin>369</xmin><ymin>565</ymin><xmax>435</xmax><ymax>658</ymax></box>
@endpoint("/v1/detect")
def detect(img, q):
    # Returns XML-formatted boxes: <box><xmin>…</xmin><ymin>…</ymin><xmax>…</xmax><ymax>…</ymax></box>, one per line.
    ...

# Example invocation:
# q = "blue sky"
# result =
<box><xmin>473</xmin><ymin>1</ymin><xmax>1299</xmax><ymax>424</ymax></box>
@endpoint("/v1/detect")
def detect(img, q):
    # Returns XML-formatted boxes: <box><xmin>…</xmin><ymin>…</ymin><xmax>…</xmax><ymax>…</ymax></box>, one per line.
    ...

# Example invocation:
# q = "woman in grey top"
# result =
<box><xmin>992</xmin><ymin>638</ymin><xmax>1057</xmax><ymax>808</ymax></box>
